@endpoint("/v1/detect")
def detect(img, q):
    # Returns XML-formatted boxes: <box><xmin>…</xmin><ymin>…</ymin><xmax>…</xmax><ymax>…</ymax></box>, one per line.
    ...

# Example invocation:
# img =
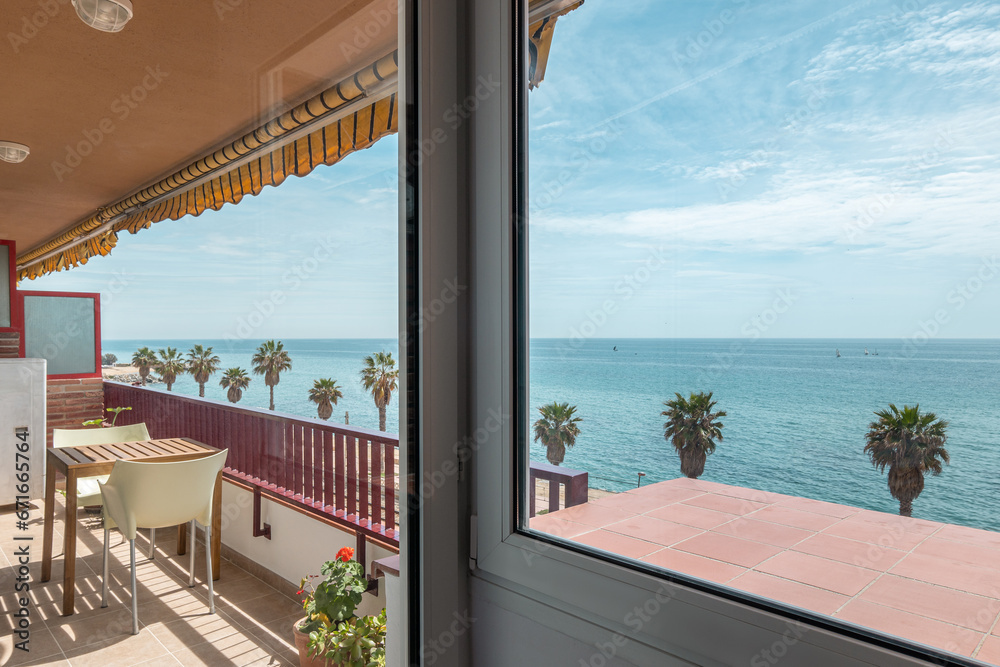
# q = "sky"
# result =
<box><xmin>26</xmin><ymin>0</ymin><xmax>1000</xmax><ymax>340</ymax></box>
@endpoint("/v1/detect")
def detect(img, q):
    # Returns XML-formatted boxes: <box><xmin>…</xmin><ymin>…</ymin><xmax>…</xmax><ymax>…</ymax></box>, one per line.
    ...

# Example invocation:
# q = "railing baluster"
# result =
<box><xmin>385</xmin><ymin>440</ymin><xmax>396</xmax><ymax>533</ymax></box>
<box><xmin>371</xmin><ymin>438</ymin><xmax>383</xmax><ymax>531</ymax></box>
<box><xmin>323</xmin><ymin>430</ymin><xmax>334</xmax><ymax>511</ymax></box>
<box><xmin>335</xmin><ymin>433</ymin><xmax>347</xmax><ymax>515</ymax></box>
<box><xmin>346</xmin><ymin>435</ymin><xmax>357</xmax><ymax>521</ymax></box>
<box><xmin>312</xmin><ymin>427</ymin><xmax>323</xmax><ymax>507</ymax></box>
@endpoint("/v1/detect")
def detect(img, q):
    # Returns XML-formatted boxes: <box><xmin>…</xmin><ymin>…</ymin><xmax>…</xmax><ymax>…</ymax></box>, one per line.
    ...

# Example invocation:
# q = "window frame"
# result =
<box><xmin>466</xmin><ymin>1</ymin><xmax>984</xmax><ymax>665</ymax></box>
<box><xmin>0</xmin><ymin>240</ymin><xmax>23</xmax><ymax>342</ymax></box>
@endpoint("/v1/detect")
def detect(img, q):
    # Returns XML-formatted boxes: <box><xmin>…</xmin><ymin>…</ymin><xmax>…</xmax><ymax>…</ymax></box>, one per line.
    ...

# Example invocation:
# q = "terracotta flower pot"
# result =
<box><xmin>293</xmin><ymin>617</ymin><xmax>335</xmax><ymax>667</ymax></box>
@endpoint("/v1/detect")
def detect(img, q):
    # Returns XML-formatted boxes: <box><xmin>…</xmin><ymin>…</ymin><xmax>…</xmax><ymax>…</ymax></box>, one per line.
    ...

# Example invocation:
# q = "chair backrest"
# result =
<box><xmin>53</xmin><ymin>423</ymin><xmax>151</xmax><ymax>448</ymax></box>
<box><xmin>102</xmin><ymin>450</ymin><xmax>228</xmax><ymax>533</ymax></box>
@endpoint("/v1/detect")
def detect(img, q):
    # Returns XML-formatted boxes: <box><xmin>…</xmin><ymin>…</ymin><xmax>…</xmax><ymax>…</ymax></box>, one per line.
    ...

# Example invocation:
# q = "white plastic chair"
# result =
<box><xmin>98</xmin><ymin>450</ymin><xmax>228</xmax><ymax>635</ymax></box>
<box><xmin>52</xmin><ymin>424</ymin><xmax>159</xmax><ymax>556</ymax></box>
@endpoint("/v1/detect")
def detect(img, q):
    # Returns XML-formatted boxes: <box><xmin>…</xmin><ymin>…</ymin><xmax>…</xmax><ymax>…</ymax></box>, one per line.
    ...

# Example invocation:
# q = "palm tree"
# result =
<box><xmin>252</xmin><ymin>340</ymin><xmax>292</xmax><ymax>410</ymax></box>
<box><xmin>662</xmin><ymin>391</ymin><xmax>726</xmax><ymax>479</ymax></box>
<box><xmin>155</xmin><ymin>347</ymin><xmax>186</xmax><ymax>392</ymax></box>
<box><xmin>359</xmin><ymin>351</ymin><xmax>398</xmax><ymax>432</ymax></box>
<box><xmin>309</xmin><ymin>378</ymin><xmax>344</xmax><ymax>421</ymax></box>
<box><xmin>219</xmin><ymin>367</ymin><xmax>251</xmax><ymax>404</ymax></box>
<box><xmin>532</xmin><ymin>402</ymin><xmax>583</xmax><ymax>466</ymax></box>
<box><xmin>187</xmin><ymin>344</ymin><xmax>221</xmax><ymax>398</ymax></box>
<box><xmin>131</xmin><ymin>347</ymin><xmax>156</xmax><ymax>386</ymax></box>
<box><xmin>864</xmin><ymin>404</ymin><xmax>950</xmax><ymax>517</ymax></box>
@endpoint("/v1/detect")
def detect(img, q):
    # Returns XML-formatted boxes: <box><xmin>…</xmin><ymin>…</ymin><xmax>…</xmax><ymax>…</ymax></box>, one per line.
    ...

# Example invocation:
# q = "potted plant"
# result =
<box><xmin>293</xmin><ymin>547</ymin><xmax>386</xmax><ymax>667</ymax></box>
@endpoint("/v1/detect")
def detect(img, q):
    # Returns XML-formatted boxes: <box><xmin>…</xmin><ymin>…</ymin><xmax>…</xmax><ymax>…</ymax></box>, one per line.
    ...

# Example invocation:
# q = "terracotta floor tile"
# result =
<box><xmin>791</xmin><ymin>533</ymin><xmax>906</xmax><ymax>571</ymax></box>
<box><xmin>624</xmin><ymin>485</ymin><xmax>705</xmax><ymax>505</ymax></box>
<box><xmin>935</xmin><ymin>524</ymin><xmax>1000</xmax><ymax>551</ymax></box>
<box><xmin>859</xmin><ymin>575</ymin><xmax>998</xmax><ymax>632</ymax></box>
<box><xmin>145</xmin><ymin>609</ymin><xmax>245</xmax><ymax>653</ymax></box>
<box><xmin>134</xmin><ymin>657</ymin><xmax>184</xmax><ymax>666</ymax></box>
<box><xmin>913</xmin><ymin>537</ymin><xmax>1000</xmax><ymax>572</ymax></box>
<box><xmin>715</xmin><ymin>517</ymin><xmax>812</xmax><ymax>548</ymax></box>
<box><xmin>754</xmin><ymin>551</ymin><xmax>879</xmax><ymax>596</ymax></box>
<box><xmin>890</xmin><ymin>553</ymin><xmax>1000</xmax><ymax>597</ymax></box>
<box><xmin>646</xmin><ymin>503</ymin><xmax>736</xmax><ymax>530</ymax></box>
<box><xmin>640</xmin><ymin>548</ymin><xmax>745</xmax><ymax>584</ymax></box>
<box><xmin>551</xmin><ymin>503</ymin><xmax>634</xmax><ymax>528</ymax></box>
<box><xmin>821</xmin><ymin>517</ymin><xmax>930</xmax><ymax>551</ymax></box>
<box><xmin>168</xmin><ymin>631</ymin><xmax>281</xmax><ymax>667</ymax></box>
<box><xmin>673</xmin><ymin>532</ymin><xmax>783</xmax><ymax>568</ymax></box>
<box><xmin>699</xmin><ymin>483</ymin><xmax>790</xmax><ymax>505</ymax></box>
<box><xmin>603</xmin><ymin>515</ymin><xmax>703</xmax><ymax>547</ymax></box>
<box><xmin>572</xmin><ymin>529</ymin><xmax>662</xmax><ymax>559</ymax></box>
<box><xmin>590</xmin><ymin>491</ymin><xmax>673</xmax><ymax>514</ymax></box>
<box><xmin>775</xmin><ymin>496</ymin><xmax>861</xmax><ymax>519</ymax></box>
<box><xmin>729</xmin><ymin>571</ymin><xmax>849</xmax><ymax>616</ymax></box>
<box><xmin>835</xmin><ymin>599</ymin><xmax>983</xmax><ymax>656</ymax></box>
<box><xmin>978</xmin><ymin>635</ymin><xmax>1000</xmax><ymax>664</ymax></box>
<box><xmin>682</xmin><ymin>493</ymin><xmax>766</xmax><ymax>516</ymax></box>
<box><xmin>750</xmin><ymin>505</ymin><xmax>842</xmax><ymax>531</ymax></box>
<box><xmin>528</xmin><ymin>515</ymin><xmax>594</xmax><ymax>539</ymax></box>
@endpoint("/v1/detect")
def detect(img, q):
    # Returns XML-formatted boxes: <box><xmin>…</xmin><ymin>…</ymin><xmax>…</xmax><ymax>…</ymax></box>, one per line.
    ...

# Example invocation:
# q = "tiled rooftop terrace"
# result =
<box><xmin>531</xmin><ymin>477</ymin><xmax>1000</xmax><ymax>665</ymax></box>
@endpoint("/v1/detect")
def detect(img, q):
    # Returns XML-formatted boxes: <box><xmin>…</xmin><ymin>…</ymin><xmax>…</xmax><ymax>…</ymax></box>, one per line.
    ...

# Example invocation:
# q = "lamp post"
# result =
<box><xmin>637</xmin><ymin>472</ymin><xmax>646</xmax><ymax>488</ymax></box>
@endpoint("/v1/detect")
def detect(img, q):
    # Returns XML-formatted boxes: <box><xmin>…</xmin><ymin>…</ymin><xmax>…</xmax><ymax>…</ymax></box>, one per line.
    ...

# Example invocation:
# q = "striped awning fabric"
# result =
<box><xmin>18</xmin><ymin>1</ymin><xmax>582</xmax><ymax>280</ymax></box>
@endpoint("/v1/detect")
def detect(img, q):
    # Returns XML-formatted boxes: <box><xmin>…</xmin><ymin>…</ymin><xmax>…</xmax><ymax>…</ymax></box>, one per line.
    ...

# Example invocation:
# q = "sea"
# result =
<box><xmin>103</xmin><ymin>338</ymin><xmax>1000</xmax><ymax>533</ymax></box>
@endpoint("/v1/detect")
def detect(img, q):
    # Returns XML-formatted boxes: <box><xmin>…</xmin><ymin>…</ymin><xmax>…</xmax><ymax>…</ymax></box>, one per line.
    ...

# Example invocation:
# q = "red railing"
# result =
<box><xmin>104</xmin><ymin>382</ymin><xmax>398</xmax><ymax>546</ymax></box>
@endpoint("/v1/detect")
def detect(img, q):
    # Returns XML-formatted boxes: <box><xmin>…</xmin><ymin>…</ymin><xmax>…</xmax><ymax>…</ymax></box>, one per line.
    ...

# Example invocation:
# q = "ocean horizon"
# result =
<box><xmin>102</xmin><ymin>336</ymin><xmax>1000</xmax><ymax>533</ymax></box>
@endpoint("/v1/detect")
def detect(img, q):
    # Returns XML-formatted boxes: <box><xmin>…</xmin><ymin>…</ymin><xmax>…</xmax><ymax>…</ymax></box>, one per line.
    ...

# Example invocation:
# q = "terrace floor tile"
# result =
<box><xmin>714</xmin><ymin>517</ymin><xmax>813</xmax><ymax>548</ymax></box>
<box><xmin>729</xmin><ymin>571</ymin><xmax>850</xmax><ymax>616</ymax></box>
<box><xmin>858</xmin><ymin>575</ymin><xmax>999</xmax><ymax>632</ymax></box>
<box><xmin>753</xmin><ymin>551</ymin><xmax>879</xmax><ymax>597</ymax></box>
<box><xmin>979</xmin><ymin>636</ymin><xmax>1000</xmax><ymax>664</ymax></box>
<box><xmin>573</xmin><ymin>529</ymin><xmax>662</xmax><ymax>560</ymax></box>
<box><xmin>603</xmin><ymin>515</ymin><xmax>703</xmax><ymax>547</ymax></box>
<box><xmin>681</xmin><ymin>493</ymin><xmax>766</xmax><ymax>516</ymax></box>
<box><xmin>673</xmin><ymin>532</ymin><xmax>783</xmax><ymax>568</ymax></box>
<box><xmin>553</xmin><ymin>503</ymin><xmax>635</xmax><ymax>528</ymax></box>
<box><xmin>528</xmin><ymin>515</ymin><xmax>595</xmax><ymax>539</ymax></box>
<box><xmin>639</xmin><ymin>548</ymin><xmax>745</xmax><ymax>584</ymax></box>
<box><xmin>646</xmin><ymin>503</ymin><xmax>736</xmax><ymax>530</ymax></box>
<box><xmin>890</xmin><ymin>552</ymin><xmax>1000</xmax><ymax>597</ymax></box>
<box><xmin>912</xmin><ymin>537</ymin><xmax>1000</xmax><ymax>572</ymax></box>
<box><xmin>750</xmin><ymin>505</ymin><xmax>843</xmax><ymax>532</ymax></box>
<box><xmin>835</xmin><ymin>600</ymin><xmax>983</xmax><ymax>656</ymax></box>
<box><xmin>791</xmin><ymin>533</ymin><xmax>907</xmax><ymax>571</ymax></box>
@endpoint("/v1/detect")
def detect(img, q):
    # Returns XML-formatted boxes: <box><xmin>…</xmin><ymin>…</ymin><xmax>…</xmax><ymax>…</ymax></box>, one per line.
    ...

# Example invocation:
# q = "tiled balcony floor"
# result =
<box><xmin>532</xmin><ymin>477</ymin><xmax>1000</xmax><ymax>665</ymax></box>
<box><xmin>1</xmin><ymin>495</ymin><xmax>303</xmax><ymax>666</ymax></box>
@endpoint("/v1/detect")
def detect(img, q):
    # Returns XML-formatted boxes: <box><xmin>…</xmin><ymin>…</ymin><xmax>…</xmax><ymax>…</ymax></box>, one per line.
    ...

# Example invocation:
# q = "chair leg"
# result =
<box><xmin>129</xmin><ymin>539</ymin><xmax>139</xmax><ymax>635</ymax></box>
<box><xmin>205</xmin><ymin>523</ymin><xmax>215</xmax><ymax>614</ymax></box>
<box><xmin>188</xmin><ymin>519</ymin><xmax>196</xmax><ymax>587</ymax></box>
<box><xmin>101</xmin><ymin>528</ymin><xmax>110</xmax><ymax>608</ymax></box>
<box><xmin>148</xmin><ymin>527</ymin><xmax>155</xmax><ymax>560</ymax></box>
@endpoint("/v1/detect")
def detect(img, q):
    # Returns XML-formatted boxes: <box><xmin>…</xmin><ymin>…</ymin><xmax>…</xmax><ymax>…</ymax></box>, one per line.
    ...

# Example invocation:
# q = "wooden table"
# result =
<box><xmin>41</xmin><ymin>437</ymin><xmax>223</xmax><ymax>616</ymax></box>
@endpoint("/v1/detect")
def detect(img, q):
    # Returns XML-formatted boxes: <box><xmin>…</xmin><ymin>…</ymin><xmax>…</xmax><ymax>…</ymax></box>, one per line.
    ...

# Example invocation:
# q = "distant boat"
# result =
<box><xmin>836</xmin><ymin>349</ymin><xmax>841</xmax><ymax>358</ymax></box>
<box><xmin>613</xmin><ymin>346</ymin><xmax>617</xmax><ymax>351</ymax></box>
<box><xmin>865</xmin><ymin>348</ymin><xmax>869</xmax><ymax>356</ymax></box>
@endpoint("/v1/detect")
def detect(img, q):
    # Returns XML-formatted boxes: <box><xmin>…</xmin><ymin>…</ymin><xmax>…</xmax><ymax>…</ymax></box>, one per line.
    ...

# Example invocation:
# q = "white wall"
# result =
<box><xmin>219</xmin><ymin>481</ymin><xmax>391</xmax><ymax>618</ymax></box>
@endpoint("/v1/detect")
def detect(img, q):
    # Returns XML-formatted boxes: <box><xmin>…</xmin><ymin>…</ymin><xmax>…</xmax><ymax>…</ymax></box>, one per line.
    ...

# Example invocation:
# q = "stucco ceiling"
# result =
<box><xmin>0</xmin><ymin>0</ymin><xmax>397</xmax><ymax>258</ymax></box>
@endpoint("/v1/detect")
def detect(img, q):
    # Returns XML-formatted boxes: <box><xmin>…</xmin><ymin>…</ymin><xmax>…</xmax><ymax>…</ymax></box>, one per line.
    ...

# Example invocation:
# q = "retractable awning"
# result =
<box><xmin>16</xmin><ymin>0</ymin><xmax>583</xmax><ymax>280</ymax></box>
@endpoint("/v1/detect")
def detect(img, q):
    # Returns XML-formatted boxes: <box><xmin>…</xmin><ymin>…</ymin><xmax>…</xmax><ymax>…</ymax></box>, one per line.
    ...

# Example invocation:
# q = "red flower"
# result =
<box><xmin>336</xmin><ymin>547</ymin><xmax>354</xmax><ymax>562</ymax></box>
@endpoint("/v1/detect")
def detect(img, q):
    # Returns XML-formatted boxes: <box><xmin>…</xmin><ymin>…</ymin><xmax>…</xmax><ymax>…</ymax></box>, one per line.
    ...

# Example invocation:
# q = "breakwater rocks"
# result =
<box><xmin>103</xmin><ymin>372</ymin><xmax>162</xmax><ymax>385</ymax></box>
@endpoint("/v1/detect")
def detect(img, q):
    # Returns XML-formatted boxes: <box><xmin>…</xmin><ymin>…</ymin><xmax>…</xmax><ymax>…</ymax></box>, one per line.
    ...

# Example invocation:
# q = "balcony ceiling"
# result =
<box><xmin>0</xmin><ymin>0</ymin><xmax>397</xmax><ymax>258</ymax></box>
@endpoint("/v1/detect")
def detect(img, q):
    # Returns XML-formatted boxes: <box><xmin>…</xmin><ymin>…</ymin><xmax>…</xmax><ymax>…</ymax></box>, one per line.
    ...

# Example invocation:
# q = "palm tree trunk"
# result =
<box><xmin>378</xmin><ymin>406</ymin><xmax>387</xmax><ymax>432</ymax></box>
<box><xmin>899</xmin><ymin>497</ymin><xmax>913</xmax><ymax>517</ymax></box>
<box><xmin>269</xmin><ymin>385</ymin><xmax>275</xmax><ymax>411</ymax></box>
<box><xmin>166</xmin><ymin>382</ymin><xmax>173</xmax><ymax>391</ymax></box>
<box><xmin>198</xmin><ymin>383</ymin><xmax>205</xmax><ymax>398</ymax></box>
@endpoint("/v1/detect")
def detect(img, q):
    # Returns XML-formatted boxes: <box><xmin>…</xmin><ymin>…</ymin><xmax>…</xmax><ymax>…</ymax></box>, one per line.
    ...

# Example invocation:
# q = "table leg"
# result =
<box><xmin>177</xmin><ymin>522</ymin><xmax>187</xmax><ymax>556</ymax></box>
<box><xmin>212</xmin><ymin>471</ymin><xmax>221</xmax><ymax>580</ymax></box>
<box><xmin>62</xmin><ymin>471</ymin><xmax>77</xmax><ymax>616</ymax></box>
<box><xmin>41</xmin><ymin>456</ymin><xmax>56</xmax><ymax>582</ymax></box>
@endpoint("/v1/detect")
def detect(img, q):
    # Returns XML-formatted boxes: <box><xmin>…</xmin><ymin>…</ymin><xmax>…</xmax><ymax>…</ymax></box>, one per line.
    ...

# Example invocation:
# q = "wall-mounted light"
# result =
<box><xmin>72</xmin><ymin>0</ymin><xmax>133</xmax><ymax>33</ymax></box>
<box><xmin>0</xmin><ymin>141</ymin><xmax>30</xmax><ymax>164</ymax></box>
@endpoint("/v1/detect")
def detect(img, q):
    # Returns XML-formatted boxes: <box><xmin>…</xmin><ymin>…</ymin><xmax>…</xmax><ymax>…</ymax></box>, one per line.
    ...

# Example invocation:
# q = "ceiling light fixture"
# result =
<box><xmin>72</xmin><ymin>0</ymin><xmax>133</xmax><ymax>33</ymax></box>
<box><xmin>0</xmin><ymin>141</ymin><xmax>30</xmax><ymax>164</ymax></box>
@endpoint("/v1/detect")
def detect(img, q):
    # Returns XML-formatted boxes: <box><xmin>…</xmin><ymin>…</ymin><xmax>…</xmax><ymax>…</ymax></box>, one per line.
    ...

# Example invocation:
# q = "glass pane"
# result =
<box><xmin>0</xmin><ymin>246</ymin><xmax>9</xmax><ymax>327</ymax></box>
<box><xmin>24</xmin><ymin>295</ymin><xmax>96</xmax><ymax>375</ymax></box>
<box><xmin>522</xmin><ymin>1</ymin><xmax>1000</xmax><ymax>663</ymax></box>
